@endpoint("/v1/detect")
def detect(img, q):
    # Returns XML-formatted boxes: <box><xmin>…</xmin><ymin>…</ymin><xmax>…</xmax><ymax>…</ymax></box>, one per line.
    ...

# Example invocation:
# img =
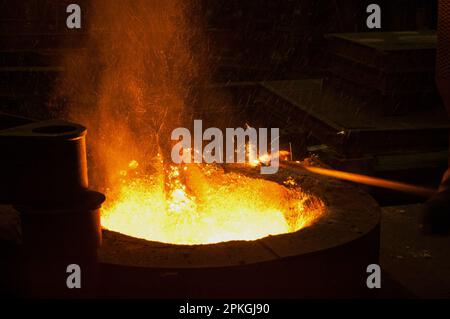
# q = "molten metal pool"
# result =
<box><xmin>101</xmin><ymin>159</ymin><xmax>325</xmax><ymax>245</ymax></box>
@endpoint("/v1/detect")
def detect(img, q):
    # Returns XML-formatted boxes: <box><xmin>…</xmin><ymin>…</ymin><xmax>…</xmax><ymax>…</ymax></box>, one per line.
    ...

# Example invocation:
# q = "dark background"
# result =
<box><xmin>0</xmin><ymin>0</ymin><xmax>439</xmax><ymax>83</ymax></box>
<box><xmin>0</xmin><ymin>0</ymin><xmax>446</xmax><ymax>201</ymax></box>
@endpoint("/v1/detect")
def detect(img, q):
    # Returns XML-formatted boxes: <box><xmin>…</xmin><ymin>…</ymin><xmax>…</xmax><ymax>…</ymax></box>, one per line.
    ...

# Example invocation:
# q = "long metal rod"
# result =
<box><xmin>282</xmin><ymin>162</ymin><xmax>437</xmax><ymax>198</ymax></box>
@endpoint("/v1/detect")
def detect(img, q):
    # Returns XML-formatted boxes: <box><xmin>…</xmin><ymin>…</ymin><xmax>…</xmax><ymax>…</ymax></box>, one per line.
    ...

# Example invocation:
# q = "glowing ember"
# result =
<box><xmin>101</xmin><ymin>159</ymin><xmax>324</xmax><ymax>245</ymax></box>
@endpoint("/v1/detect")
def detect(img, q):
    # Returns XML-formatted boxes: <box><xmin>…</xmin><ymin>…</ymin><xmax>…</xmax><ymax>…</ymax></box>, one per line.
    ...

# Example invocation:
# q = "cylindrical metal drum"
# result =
<box><xmin>0</xmin><ymin>120</ymin><xmax>89</xmax><ymax>205</ymax></box>
<box><xmin>17</xmin><ymin>190</ymin><xmax>105</xmax><ymax>298</ymax></box>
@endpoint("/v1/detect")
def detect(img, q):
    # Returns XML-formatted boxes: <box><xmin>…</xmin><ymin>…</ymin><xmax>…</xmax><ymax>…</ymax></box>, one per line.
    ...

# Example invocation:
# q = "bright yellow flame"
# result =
<box><xmin>101</xmin><ymin>159</ymin><xmax>325</xmax><ymax>245</ymax></box>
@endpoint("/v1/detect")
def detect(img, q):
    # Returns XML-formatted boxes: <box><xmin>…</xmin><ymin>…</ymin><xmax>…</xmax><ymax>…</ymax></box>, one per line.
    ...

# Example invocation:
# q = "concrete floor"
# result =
<box><xmin>380</xmin><ymin>204</ymin><xmax>450</xmax><ymax>298</ymax></box>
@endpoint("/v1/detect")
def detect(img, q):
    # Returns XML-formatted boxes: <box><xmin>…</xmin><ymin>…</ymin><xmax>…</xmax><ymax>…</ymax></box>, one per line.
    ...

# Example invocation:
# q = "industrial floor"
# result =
<box><xmin>1</xmin><ymin>203</ymin><xmax>450</xmax><ymax>298</ymax></box>
<box><xmin>380</xmin><ymin>204</ymin><xmax>450</xmax><ymax>299</ymax></box>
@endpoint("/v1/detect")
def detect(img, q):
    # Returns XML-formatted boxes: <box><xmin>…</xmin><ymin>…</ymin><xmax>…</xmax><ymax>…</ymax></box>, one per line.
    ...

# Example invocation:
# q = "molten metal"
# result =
<box><xmin>101</xmin><ymin>159</ymin><xmax>325</xmax><ymax>245</ymax></box>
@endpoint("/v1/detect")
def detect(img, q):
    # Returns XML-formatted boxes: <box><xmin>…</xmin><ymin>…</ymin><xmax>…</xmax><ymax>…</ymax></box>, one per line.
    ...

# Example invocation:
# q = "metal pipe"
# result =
<box><xmin>282</xmin><ymin>162</ymin><xmax>437</xmax><ymax>198</ymax></box>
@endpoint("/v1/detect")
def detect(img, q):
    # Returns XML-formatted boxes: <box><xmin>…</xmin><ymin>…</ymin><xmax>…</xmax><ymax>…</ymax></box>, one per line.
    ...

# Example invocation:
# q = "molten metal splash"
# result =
<box><xmin>101</xmin><ymin>159</ymin><xmax>324</xmax><ymax>245</ymax></box>
<box><xmin>54</xmin><ymin>1</ymin><xmax>325</xmax><ymax>245</ymax></box>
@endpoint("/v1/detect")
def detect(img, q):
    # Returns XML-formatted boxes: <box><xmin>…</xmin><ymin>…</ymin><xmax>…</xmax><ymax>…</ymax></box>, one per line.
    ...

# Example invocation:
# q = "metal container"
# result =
<box><xmin>0</xmin><ymin>120</ymin><xmax>89</xmax><ymax>205</ymax></box>
<box><xmin>17</xmin><ymin>190</ymin><xmax>105</xmax><ymax>298</ymax></box>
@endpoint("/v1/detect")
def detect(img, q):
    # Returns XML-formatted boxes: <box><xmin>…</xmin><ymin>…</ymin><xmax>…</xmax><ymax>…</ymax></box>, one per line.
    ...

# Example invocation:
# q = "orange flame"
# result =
<box><xmin>54</xmin><ymin>1</ymin><xmax>324</xmax><ymax>245</ymax></box>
